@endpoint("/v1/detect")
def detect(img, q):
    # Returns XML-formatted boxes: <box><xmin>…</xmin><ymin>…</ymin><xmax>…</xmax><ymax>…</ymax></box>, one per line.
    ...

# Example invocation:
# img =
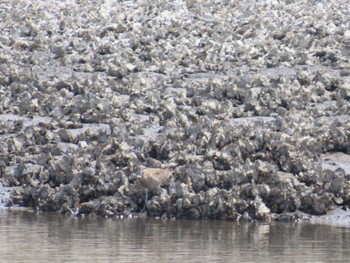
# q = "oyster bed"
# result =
<box><xmin>0</xmin><ymin>0</ymin><xmax>350</xmax><ymax>221</ymax></box>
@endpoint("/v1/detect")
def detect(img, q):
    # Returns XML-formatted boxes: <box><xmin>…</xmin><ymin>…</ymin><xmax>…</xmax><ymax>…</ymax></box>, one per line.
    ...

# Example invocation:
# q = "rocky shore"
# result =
<box><xmin>0</xmin><ymin>0</ymin><xmax>350</xmax><ymax>221</ymax></box>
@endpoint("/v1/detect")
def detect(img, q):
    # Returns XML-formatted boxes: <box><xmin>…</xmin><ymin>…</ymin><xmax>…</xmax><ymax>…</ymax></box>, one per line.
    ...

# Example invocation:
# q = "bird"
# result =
<box><xmin>138</xmin><ymin>166</ymin><xmax>172</xmax><ymax>209</ymax></box>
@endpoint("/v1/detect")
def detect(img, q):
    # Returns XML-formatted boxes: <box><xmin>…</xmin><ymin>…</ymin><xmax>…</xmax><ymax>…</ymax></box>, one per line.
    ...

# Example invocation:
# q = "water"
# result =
<box><xmin>1</xmin><ymin>210</ymin><xmax>350</xmax><ymax>262</ymax></box>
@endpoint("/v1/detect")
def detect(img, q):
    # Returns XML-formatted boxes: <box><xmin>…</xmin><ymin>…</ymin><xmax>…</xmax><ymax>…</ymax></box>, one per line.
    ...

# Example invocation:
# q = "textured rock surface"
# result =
<box><xmin>0</xmin><ymin>0</ymin><xmax>350</xmax><ymax>221</ymax></box>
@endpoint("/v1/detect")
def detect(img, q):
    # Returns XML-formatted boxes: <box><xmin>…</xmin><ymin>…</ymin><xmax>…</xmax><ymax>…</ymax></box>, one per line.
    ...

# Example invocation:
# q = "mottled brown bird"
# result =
<box><xmin>138</xmin><ymin>166</ymin><xmax>172</xmax><ymax>208</ymax></box>
<box><xmin>139</xmin><ymin>167</ymin><xmax>172</xmax><ymax>190</ymax></box>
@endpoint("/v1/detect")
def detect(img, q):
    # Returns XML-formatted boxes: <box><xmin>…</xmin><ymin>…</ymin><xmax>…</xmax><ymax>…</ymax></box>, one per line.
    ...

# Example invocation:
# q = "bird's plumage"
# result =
<box><xmin>139</xmin><ymin>167</ymin><xmax>172</xmax><ymax>190</ymax></box>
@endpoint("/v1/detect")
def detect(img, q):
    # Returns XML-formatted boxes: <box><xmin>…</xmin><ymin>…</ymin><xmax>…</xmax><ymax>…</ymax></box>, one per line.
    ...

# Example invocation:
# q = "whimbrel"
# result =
<box><xmin>138</xmin><ymin>167</ymin><xmax>172</xmax><ymax>208</ymax></box>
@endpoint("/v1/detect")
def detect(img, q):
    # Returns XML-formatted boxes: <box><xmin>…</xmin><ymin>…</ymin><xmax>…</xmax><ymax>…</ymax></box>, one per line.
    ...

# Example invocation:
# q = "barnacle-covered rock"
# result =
<box><xmin>301</xmin><ymin>193</ymin><xmax>335</xmax><ymax>215</ymax></box>
<box><xmin>1</xmin><ymin>0</ymin><xmax>350</xmax><ymax>222</ymax></box>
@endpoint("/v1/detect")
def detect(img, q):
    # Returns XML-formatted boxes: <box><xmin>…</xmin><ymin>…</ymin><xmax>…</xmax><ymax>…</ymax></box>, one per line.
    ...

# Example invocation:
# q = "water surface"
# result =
<box><xmin>0</xmin><ymin>210</ymin><xmax>349</xmax><ymax>262</ymax></box>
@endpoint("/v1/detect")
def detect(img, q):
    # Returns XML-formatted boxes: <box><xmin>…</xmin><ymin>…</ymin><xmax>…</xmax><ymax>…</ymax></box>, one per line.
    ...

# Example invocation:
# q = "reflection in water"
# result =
<box><xmin>0</xmin><ymin>210</ymin><xmax>350</xmax><ymax>262</ymax></box>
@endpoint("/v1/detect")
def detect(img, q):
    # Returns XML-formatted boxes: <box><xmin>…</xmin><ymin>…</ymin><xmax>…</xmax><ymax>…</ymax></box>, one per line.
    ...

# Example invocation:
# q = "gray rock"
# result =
<box><xmin>1</xmin><ymin>0</ymin><xmax>350</xmax><ymax>221</ymax></box>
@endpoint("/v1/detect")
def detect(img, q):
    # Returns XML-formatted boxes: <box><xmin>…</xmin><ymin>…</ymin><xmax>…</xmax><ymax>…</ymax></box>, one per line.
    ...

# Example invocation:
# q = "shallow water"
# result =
<box><xmin>0</xmin><ymin>210</ymin><xmax>350</xmax><ymax>262</ymax></box>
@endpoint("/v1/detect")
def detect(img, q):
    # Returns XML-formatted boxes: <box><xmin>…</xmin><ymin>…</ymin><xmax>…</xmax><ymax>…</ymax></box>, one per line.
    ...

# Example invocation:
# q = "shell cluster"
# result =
<box><xmin>0</xmin><ymin>0</ymin><xmax>350</xmax><ymax>221</ymax></box>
